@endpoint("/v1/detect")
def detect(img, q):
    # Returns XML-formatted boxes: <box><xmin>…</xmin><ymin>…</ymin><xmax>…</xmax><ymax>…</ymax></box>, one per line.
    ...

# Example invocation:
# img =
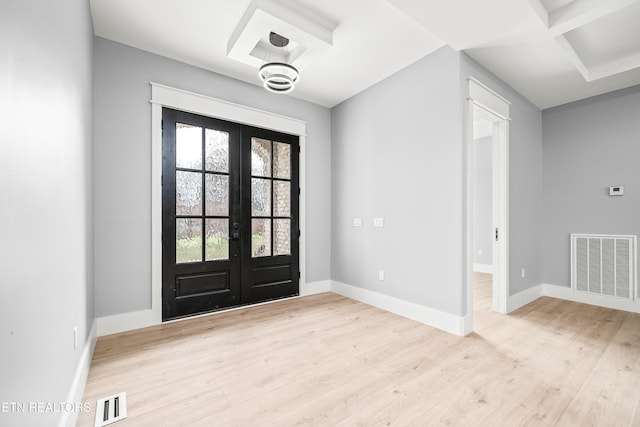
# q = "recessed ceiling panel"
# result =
<box><xmin>90</xmin><ymin>0</ymin><xmax>640</xmax><ymax>109</ymax></box>
<box><xmin>564</xmin><ymin>1</ymin><xmax>640</xmax><ymax>70</ymax></box>
<box><xmin>387</xmin><ymin>0</ymin><xmax>544</xmax><ymax>50</ymax></box>
<box><xmin>227</xmin><ymin>0</ymin><xmax>335</xmax><ymax>71</ymax></box>
<box><xmin>539</xmin><ymin>0</ymin><xmax>577</xmax><ymax>14</ymax></box>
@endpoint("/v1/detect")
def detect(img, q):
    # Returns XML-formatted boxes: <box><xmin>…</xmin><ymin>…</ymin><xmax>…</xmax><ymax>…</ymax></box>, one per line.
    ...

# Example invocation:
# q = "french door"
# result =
<box><xmin>162</xmin><ymin>108</ymin><xmax>299</xmax><ymax>321</ymax></box>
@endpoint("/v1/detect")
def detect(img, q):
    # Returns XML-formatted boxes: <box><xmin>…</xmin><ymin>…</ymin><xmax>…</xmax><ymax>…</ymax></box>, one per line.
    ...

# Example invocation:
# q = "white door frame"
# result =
<box><xmin>466</xmin><ymin>78</ymin><xmax>510</xmax><ymax>329</ymax></box>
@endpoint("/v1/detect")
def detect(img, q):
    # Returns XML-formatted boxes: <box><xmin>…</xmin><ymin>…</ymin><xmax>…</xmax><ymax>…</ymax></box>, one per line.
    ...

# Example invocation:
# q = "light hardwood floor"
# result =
<box><xmin>78</xmin><ymin>276</ymin><xmax>640</xmax><ymax>426</ymax></box>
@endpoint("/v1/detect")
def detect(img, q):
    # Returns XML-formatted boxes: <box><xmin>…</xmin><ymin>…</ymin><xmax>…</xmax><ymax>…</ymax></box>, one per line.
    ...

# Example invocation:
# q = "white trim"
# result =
<box><xmin>465</xmin><ymin>99</ymin><xmax>475</xmax><ymax>334</ymax></box>
<box><xmin>468</xmin><ymin>78</ymin><xmax>511</xmax><ymax>120</ymax></box>
<box><xmin>59</xmin><ymin>320</ymin><xmax>97</xmax><ymax>427</ymax></box>
<box><xmin>97</xmin><ymin>83</ymin><xmax>307</xmax><ymax>337</ymax></box>
<box><xmin>330</xmin><ymin>281</ymin><xmax>468</xmax><ymax>336</ymax></box>
<box><xmin>525</xmin><ymin>0</ymin><xmax>550</xmax><ymax>27</ymax></box>
<box><xmin>150</xmin><ymin>83</ymin><xmax>306</xmax><ymax>135</ymax></box>
<box><xmin>461</xmin><ymin>313</ymin><xmax>473</xmax><ymax>336</ymax></box>
<box><xmin>97</xmin><ymin>309</ymin><xmax>157</xmax><ymax>337</ymax></box>
<box><xmin>542</xmin><ymin>283</ymin><xmax>640</xmax><ymax>313</ymax></box>
<box><xmin>467</xmin><ymin>79</ymin><xmax>510</xmax><ymax>324</ymax></box>
<box><xmin>554</xmin><ymin>35</ymin><xmax>590</xmax><ymax>80</ymax></box>
<box><xmin>300</xmin><ymin>280</ymin><xmax>331</xmax><ymax>296</ymax></box>
<box><xmin>97</xmin><ymin>279</ymin><xmax>328</xmax><ymax>337</ymax></box>
<box><xmin>98</xmin><ymin>282</ymin><xmax>328</xmax><ymax>337</ymax></box>
<box><xmin>150</xmin><ymin>101</ymin><xmax>163</xmax><ymax>332</ymax></box>
<box><xmin>508</xmin><ymin>285</ymin><xmax>543</xmax><ymax>313</ymax></box>
<box><xmin>493</xmin><ymin>117</ymin><xmax>509</xmax><ymax>314</ymax></box>
<box><xmin>473</xmin><ymin>263</ymin><xmax>494</xmax><ymax>274</ymax></box>
<box><xmin>548</xmin><ymin>0</ymin><xmax>640</xmax><ymax>35</ymax></box>
<box><xmin>97</xmin><ymin>281</ymin><xmax>470</xmax><ymax>338</ymax></box>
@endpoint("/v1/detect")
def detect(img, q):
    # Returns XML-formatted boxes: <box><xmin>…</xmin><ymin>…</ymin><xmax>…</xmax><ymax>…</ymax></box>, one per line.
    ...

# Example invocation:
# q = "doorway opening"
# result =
<box><xmin>467</xmin><ymin>78</ymin><xmax>510</xmax><ymax>330</ymax></box>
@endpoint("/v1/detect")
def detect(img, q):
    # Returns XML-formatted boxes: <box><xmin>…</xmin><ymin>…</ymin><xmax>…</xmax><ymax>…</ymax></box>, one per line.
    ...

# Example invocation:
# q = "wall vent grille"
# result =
<box><xmin>571</xmin><ymin>234</ymin><xmax>636</xmax><ymax>301</ymax></box>
<box><xmin>95</xmin><ymin>392</ymin><xmax>127</xmax><ymax>427</ymax></box>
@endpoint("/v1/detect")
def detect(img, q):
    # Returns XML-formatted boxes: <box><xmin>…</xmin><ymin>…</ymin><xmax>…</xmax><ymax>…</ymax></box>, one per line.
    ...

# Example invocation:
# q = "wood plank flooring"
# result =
<box><xmin>78</xmin><ymin>275</ymin><xmax>640</xmax><ymax>426</ymax></box>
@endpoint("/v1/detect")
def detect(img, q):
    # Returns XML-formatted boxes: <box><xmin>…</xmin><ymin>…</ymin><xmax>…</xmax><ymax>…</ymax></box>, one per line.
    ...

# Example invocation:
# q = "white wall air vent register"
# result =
<box><xmin>571</xmin><ymin>234</ymin><xmax>637</xmax><ymax>301</ymax></box>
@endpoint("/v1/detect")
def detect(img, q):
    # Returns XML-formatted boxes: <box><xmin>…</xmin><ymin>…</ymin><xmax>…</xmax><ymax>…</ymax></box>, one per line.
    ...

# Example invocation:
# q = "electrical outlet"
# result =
<box><xmin>378</xmin><ymin>270</ymin><xmax>385</xmax><ymax>281</ymax></box>
<box><xmin>353</xmin><ymin>217</ymin><xmax>362</xmax><ymax>227</ymax></box>
<box><xmin>73</xmin><ymin>327</ymin><xmax>78</xmax><ymax>350</ymax></box>
<box><xmin>521</xmin><ymin>268</ymin><xmax>525</xmax><ymax>279</ymax></box>
<box><xmin>374</xmin><ymin>218</ymin><xmax>384</xmax><ymax>227</ymax></box>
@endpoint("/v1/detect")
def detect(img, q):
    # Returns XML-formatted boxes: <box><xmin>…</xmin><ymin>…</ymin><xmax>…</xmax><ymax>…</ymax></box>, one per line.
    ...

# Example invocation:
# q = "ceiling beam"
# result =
<box><xmin>588</xmin><ymin>51</ymin><xmax>640</xmax><ymax>81</ymax></box>
<box><xmin>554</xmin><ymin>35</ymin><xmax>590</xmax><ymax>81</ymax></box>
<box><xmin>549</xmin><ymin>0</ymin><xmax>640</xmax><ymax>35</ymax></box>
<box><xmin>525</xmin><ymin>0</ymin><xmax>549</xmax><ymax>28</ymax></box>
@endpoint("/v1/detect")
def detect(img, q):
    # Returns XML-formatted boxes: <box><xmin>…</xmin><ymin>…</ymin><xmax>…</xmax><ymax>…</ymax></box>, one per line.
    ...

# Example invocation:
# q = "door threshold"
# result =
<box><xmin>163</xmin><ymin>293</ymin><xmax>300</xmax><ymax>324</ymax></box>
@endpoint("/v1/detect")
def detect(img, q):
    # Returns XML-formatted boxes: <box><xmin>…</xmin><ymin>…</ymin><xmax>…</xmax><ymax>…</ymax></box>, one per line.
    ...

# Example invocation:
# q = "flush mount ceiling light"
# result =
<box><xmin>259</xmin><ymin>32</ymin><xmax>299</xmax><ymax>93</ymax></box>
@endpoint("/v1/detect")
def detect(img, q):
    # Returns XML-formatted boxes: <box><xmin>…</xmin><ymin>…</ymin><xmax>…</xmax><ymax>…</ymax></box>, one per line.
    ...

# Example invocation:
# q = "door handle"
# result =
<box><xmin>230</xmin><ymin>222</ymin><xmax>240</xmax><ymax>241</ymax></box>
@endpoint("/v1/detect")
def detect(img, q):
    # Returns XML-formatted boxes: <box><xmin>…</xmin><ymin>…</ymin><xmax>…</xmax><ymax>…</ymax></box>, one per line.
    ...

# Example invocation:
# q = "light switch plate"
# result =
<box><xmin>374</xmin><ymin>218</ymin><xmax>384</xmax><ymax>227</ymax></box>
<box><xmin>353</xmin><ymin>218</ymin><xmax>362</xmax><ymax>227</ymax></box>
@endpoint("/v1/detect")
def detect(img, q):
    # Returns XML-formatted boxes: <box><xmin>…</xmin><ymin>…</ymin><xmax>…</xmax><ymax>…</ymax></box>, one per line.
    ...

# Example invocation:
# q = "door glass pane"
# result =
<box><xmin>205</xmin><ymin>129</ymin><xmax>229</xmax><ymax>172</ymax></box>
<box><xmin>205</xmin><ymin>219</ymin><xmax>229</xmax><ymax>261</ymax></box>
<box><xmin>273</xmin><ymin>142</ymin><xmax>290</xmax><ymax>179</ymax></box>
<box><xmin>176</xmin><ymin>123</ymin><xmax>202</xmax><ymax>169</ymax></box>
<box><xmin>251</xmin><ymin>178</ymin><xmax>271</xmax><ymax>216</ymax></box>
<box><xmin>274</xmin><ymin>219</ymin><xmax>290</xmax><ymax>255</ymax></box>
<box><xmin>176</xmin><ymin>218</ymin><xmax>202</xmax><ymax>263</ymax></box>
<box><xmin>205</xmin><ymin>174</ymin><xmax>229</xmax><ymax>216</ymax></box>
<box><xmin>273</xmin><ymin>181</ymin><xmax>290</xmax><ymax>217</ymax></box>
<box><xmin>176</xmin><ymin>171</ymin><xmax>202</xmax><ymax>215</ymax></box>
<box><xmin>252</xmin><ymin>219</ymin><xmax>271</xmax><ymax>257</ymax></box>
<box><xmin>251</xmin><ymin>138</ymin><xmax>271</xmax><ymax>177</ymax></box>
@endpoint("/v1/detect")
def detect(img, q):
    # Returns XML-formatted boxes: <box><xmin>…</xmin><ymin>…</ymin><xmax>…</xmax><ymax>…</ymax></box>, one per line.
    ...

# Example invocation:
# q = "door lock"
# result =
<box><xmin>230</xmin><ymin>222</ymin><xmax>240</xmax><ymax>241</ymax></box>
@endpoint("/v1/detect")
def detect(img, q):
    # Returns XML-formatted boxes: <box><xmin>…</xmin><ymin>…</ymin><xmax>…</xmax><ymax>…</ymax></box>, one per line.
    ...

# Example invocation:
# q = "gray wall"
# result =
<box><xmin>94</xmin><ymin>38</ymin><xmax>331</xmax><ymax>317</ymax></box>
<box><xmin>0</xmin><ymin>1</ymin><xmax>94</xmax><ymax>426</ymax></box>
<box><xmin>331</xmin><ymin>46</ymin><xmax>466</xmax><ymax>316</ymax></box>
<box><xmin>542</xmin><ymin>85</ymin><xmax>640</xmax><ymax>287</ymax></box>
<box><xmin>473</xmin><ymin>136</ymin><xmax>493</xmax><ymax>266</ymax></box>
<box><xmin>461</xmin><ymin>54</ymin><xmax>543</xmax><ymax>297</ymax></box>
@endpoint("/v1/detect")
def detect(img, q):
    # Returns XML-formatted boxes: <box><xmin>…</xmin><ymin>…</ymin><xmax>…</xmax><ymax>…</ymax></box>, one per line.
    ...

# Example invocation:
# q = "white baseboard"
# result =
<box><xmin>473</xmin><ymin>263</ymin><xmax>494</xmax><ymax>274</ymax></box>
<box><xmin>498</xmin><ymin>282</ymin><xmax>640</xmax><ymax>315</ymax></box>
<box><xmin>330</xmin><ymin>281</ymin><xmax>468</xmax><ymax>336</ymax></box>
<box><xmin>59</xmin><ymin>320</ymin><xmax>97</xmax><ymax>427</ymax></box>
<box><xmin>97</xmin><ymin>308</ymin><xmax>159</xmax><ymax>337</ymax></box>
<box><xmin>97</xmin><ymin>280</ymin><xmax>333</xmax><ymax>337</ymax></box>
<box><xmin>508</xmin><ymin>284</ymin><xmax>543</xmax><ymax>313</ymax></box>
<box><xmin>542</xmin><ymin>283</ymin><xmax>640</xmax><ymax>313</ymax></box>
<box><xmin>300</xmin><ymin>280</ymin><xmax>331</xmax><ymax>296</ymax></box>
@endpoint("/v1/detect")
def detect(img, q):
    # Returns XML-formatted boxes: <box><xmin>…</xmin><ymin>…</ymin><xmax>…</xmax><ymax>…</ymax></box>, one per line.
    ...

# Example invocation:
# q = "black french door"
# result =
<box><xmin>162</xmin><ymin>108</ymin><xmax>299</xmax><ymax>321</ymax></box>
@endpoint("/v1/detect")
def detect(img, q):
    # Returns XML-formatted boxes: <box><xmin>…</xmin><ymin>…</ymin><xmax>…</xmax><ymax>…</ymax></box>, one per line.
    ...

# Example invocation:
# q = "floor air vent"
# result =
<box><xmin>95</xmin><ymin>392</ymin><xmax>127</xmax><ymax>427</ymax></box>
<box><xmin>571</xmin><ymin>234</ymin><xmax>636</xmax><ymax>300</ymax></box>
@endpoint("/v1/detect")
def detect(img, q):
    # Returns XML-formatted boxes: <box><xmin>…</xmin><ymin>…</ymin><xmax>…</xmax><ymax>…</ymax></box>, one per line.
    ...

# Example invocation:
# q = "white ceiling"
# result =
<box><xmin>90</xmin><ymin>0</ymin><xmax>640</xmax><ymax>109</ymax></box>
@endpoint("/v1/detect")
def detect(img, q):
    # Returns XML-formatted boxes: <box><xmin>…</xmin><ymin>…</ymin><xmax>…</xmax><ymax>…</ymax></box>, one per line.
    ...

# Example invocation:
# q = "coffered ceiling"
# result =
<box><xmin>90</xmin><ymin>0</ymin><xmax>640</xmax><ymax>109</ymax></box>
